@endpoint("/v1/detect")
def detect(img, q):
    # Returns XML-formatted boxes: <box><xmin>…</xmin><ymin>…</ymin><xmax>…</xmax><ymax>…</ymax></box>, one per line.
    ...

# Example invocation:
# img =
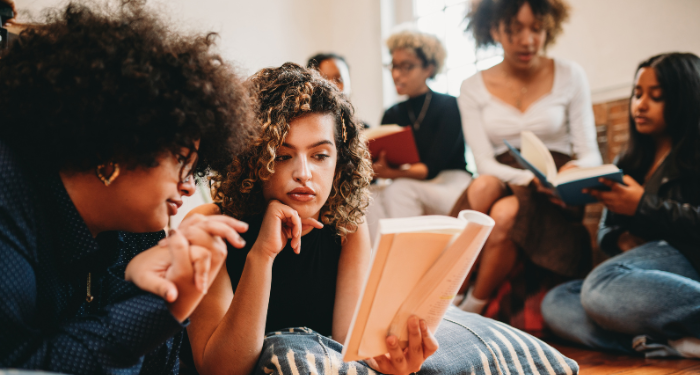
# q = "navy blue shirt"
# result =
<box><xmin>0</xmin><ymin>141</ymin><xmax>185</xmax><ymax>374</ymax></box>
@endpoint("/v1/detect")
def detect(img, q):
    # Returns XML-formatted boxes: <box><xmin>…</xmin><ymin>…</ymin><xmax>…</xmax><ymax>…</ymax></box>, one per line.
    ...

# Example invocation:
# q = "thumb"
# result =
<box><xmin>138</xmin><ymin>273</ymin><xmax>179</xmax><ymax>302</ymax></box>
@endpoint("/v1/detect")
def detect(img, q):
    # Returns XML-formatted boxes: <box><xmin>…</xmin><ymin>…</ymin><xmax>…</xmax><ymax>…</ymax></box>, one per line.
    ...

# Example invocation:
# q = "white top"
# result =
<box><xmin>458</xmin><ymin>58</ymin><xmax>603</xmax><ymax>186</ymax></box>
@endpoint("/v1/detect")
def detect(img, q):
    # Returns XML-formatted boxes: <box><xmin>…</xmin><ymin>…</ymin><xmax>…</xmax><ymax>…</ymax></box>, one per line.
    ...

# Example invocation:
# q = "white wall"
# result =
<box><xmin>19</xmin><ymin>0</ymin><xmax>385</xmax><ymax>126</ymax></box>
<box><xmin>548</xmin><ymin>0</ymin><xmax>700</xmax><ymax>103</ymax></box>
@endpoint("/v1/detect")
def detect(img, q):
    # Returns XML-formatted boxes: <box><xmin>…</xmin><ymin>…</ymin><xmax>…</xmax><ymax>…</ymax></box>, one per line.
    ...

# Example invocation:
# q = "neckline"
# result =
<box><xmin>478</xmin><ymin>58</ymin><xmax>559</xmax><ymax>115</ymax></box>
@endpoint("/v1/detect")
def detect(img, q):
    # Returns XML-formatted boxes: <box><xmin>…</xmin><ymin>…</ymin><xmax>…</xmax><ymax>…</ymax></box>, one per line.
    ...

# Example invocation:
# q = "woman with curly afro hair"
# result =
<box><xmin>451</xmin><ymin>0</ymin><xmax>603</xmax><ymax>326</ymax></box>
<box><xmin>0</xmin><ymin>1</ymin><xmax>255</xmax><ymax>373</ymax></box>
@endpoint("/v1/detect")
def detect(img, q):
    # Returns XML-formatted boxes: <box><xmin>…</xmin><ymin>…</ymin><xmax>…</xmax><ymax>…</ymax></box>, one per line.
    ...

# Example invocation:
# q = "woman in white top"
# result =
<box><xmin>452</xmin><ymin>0</ymin><xmax>602</xmax><ymax>317</ymax></box>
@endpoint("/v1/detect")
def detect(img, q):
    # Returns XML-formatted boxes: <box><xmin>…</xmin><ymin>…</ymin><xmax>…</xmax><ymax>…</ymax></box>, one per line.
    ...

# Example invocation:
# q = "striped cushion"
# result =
<box><xmin>254</xmin><ymin>306</ymin><xmax>578</xmax><ymax>375</ymax></box>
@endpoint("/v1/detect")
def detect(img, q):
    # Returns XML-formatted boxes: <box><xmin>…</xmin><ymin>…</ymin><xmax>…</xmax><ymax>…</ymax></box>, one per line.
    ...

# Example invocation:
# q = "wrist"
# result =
<box><xmin>248</xmin><ymin>246</ymin><xmax>276</xmax><ymax>266</ymax></box>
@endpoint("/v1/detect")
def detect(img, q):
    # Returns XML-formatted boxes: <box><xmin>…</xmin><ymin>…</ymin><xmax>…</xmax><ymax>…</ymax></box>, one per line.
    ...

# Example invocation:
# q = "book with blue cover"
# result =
<box><xmin>504</xmin><ymin>131</ymin><xmax>623</xmax><ymax>205</ymax></box>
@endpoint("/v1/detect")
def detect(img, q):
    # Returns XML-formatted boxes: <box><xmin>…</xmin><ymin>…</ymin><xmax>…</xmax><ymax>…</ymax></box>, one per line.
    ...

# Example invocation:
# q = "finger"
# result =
<box><xmin>386</xmin><ymin>335</ymin><xmax>407</xmax><ymax>372</ymax></box>
<box><xmin>200</xmin><ymin>220</ymin><xmax>246</xmax><ymax>249</ymax></box>
<box><xmin>598</xmin><ymin>178</ymin><xmax>616</xmax><ymax>188</ymax></box>
<box><xmin>189</xmin><ymin>245</ymin><xmax>212</xmax><ymax>293</ymax></box>
<box><xmin>622</xmin><ymin>175</ymin><xmax>637</xmax><ymax>187</ymax></box>
<box><xmin>168</xmin><ymin>229</ymin><xmax>192</xmax><ymax>275</ymax></box>
<box><xmin>406</xmin><ymin>316</ymin><xmax>424</xmax><ymax>368</ymax></box>
<box><xmin>368</xmin><ymin>355</ymin><xmax>392</xmax><ymax>373</ymax></box>
<box><xmin>301</xmin><ymin>217</ymin><xmax>324</xmax><ymax>229</ymax></box>
<box><xmin>138</xmin><ymin>272</ymin><xmax>179</xmax><ymax>302</ymax></box>
<box><xmin>204</xmin><ymin>215</ymin><xmax>250</xmax><ymax>234</ymax></box>
<box><xmin>420</xmin><ymin>320</ymin><xmax>439</xmax><ymax>358</ymax></box>
<box><xmin>378</xmin><ymin>150</ymin><xmax>387</xmax><ymax>162</ymax></box>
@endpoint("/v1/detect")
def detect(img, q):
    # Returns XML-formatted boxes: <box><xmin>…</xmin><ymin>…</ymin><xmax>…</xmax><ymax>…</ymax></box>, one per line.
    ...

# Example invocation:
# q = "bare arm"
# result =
<box><xmin>332</xmin><ymin>221</ymin><xmax>372</xmax><ymax>343</ymax></box>
<box><xmin>186</xmin><ymin>202</ymin><xmax>322</xmax><ymax>375</ymax></box>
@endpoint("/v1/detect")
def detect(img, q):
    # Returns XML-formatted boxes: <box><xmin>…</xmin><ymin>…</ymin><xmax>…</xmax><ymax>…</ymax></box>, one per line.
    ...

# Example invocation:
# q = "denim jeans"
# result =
<box><xmin>542</xmin><ymin>241</ymin><xmax>700</xmax><ymax>354</ymax></box>
<box><xmin>253</xmin><ymin>306</ymin><xmax>578</xmax><ymax>374</ymax></box>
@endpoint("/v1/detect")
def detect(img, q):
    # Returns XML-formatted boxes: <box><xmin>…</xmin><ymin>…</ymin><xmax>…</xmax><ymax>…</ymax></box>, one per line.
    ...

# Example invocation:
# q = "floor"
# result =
<box><xmin>550</xmin><ymin>343</ymin><xmax>700</xmax><ymax>374</ymax></box>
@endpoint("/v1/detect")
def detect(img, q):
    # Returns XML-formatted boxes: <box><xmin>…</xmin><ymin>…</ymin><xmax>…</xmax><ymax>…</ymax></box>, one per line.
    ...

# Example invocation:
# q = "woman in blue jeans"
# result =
<box><xmin>542</xmin><ymin>52</ymin><xmax>700</xmax><ymax>358</ymax></box>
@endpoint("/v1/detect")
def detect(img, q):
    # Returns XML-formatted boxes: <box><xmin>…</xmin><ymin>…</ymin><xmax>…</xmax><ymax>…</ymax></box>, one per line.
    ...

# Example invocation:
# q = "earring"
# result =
<box><xmin>341</xmin><ymin>116</ymin><xmax>348</xmax><ymax>143</ymax></box>
<box><xmin>95</xmin><ymin>162</ymin><xmax>120</xmax><ymax>186</ymax></box>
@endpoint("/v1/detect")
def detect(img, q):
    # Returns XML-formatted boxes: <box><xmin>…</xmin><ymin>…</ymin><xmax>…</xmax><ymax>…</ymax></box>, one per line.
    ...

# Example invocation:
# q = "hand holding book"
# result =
<box><xmin>583</xmin><ymin>175</ymin><xmax>645</xmax><ymax>216</ymax></box>
<box><xmin>364</xmin><ymin>315</ymin><xmax>439</xmax><ymax>375</ymax></box>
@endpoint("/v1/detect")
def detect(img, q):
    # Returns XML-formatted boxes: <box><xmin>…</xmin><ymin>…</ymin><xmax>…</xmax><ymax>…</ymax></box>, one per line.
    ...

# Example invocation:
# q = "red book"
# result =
<box><xmin>365</xmin><ymin>125</ymin><xmax>420</xmax><ymax>167</ymax></box>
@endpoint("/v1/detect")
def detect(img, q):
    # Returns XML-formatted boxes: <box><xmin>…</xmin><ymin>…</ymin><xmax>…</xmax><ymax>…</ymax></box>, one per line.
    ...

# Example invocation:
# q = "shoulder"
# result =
<box><xmin>459</xmin><ymin>72</ymin><xmax>485</xmax><ymax>102</ymax></box>
<box><xmin>381</xmin><ymin>102</ymin><xmax>404</xmax><ymax>124</ymax></box>
<box><xmin>0</xmin><ymin>141</ymin><xmax>40</xmax><ymax>238</ymax></box>
<box><xmin>185</xmin><ymin>203</ymin><xmax>222</xmax><ymax>219</ymax></box>
<box><xmin>554</xmin><ymin>57</ymin><xmax>588</xmax><ymax>83</ymax></box>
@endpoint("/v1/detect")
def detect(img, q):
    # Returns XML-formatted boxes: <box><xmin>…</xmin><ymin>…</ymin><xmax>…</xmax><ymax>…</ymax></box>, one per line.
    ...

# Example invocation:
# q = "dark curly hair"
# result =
<box><xmin>0</xmin><ymin>1</ymin><xmax>255</xmax><ymax>176</ymax></box>
<box><xmin>467</xmin><ymin>0</ymin><xmax>570</xmax><ymax>49</ymax></box>
<box><xmin>214</xmin><ymin>63</ymin><xmax>372</xmax><ymax>238</ymax></box>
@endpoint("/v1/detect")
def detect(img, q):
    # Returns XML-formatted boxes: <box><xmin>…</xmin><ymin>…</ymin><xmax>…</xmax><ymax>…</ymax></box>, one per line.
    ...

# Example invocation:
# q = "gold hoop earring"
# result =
<box><xmin>96</xmin><ymin>162</ymin><xmax>120</xmax><ymax>186</ymax></box>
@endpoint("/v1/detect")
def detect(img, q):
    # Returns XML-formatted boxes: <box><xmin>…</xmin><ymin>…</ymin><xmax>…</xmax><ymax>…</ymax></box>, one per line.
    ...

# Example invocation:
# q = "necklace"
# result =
<box><xmin>86</xmin><ymin>272</ymin><xmax>94</xmax><ymax>303</ymax></box>
<box><xmin>507</xmin><ymin>79</ymin><xmax>528</xmax><ymax>110</ymax></box>
<box><xmin>407</xmin><ymin>90</ymin><xmax>432</xmax><ymax>130</ymax></box>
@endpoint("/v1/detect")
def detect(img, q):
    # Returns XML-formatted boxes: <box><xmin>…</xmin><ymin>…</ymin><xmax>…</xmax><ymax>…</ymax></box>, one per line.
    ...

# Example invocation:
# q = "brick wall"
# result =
<box><xmin>583</xmin><ymin>98</ymin><xmax>630</xmax><ymax>265</ymax></box>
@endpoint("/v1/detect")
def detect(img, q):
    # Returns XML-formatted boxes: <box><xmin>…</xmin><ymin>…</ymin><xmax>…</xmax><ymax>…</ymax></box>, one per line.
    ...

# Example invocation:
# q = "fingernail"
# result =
<box><xmin>239</xmin><ymin>238</ymin><xmax>246</xmax><ymax>246</ymax></box>
<box><xmin>420</xmin><ymin>320</ymin><xmax>427</xmax><ymax>331</ymax></box>
<box><xmin>387</xmin><ymin>336</ymin><xmax>397</xmax><ymax>346</ymax></box>
<box><xmin>411</xmin><ymin>317</ymin><xmax>419</xmax><ymax>328</ymax></box>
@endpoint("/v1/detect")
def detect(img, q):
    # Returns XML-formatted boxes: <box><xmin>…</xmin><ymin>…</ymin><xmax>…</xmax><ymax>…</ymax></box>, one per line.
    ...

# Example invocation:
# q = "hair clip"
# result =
<box><xmin>341</xmin><ymin>115</ymin><xmax>348</xmax><ymax>143</ymax></box>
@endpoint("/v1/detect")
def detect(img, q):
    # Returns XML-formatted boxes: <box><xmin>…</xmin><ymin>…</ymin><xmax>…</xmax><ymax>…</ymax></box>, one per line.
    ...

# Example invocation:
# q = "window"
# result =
<box><xmin>414</xmin><ymin>0</ymin><xmax>502</xmax><ymax>97</ymax></box>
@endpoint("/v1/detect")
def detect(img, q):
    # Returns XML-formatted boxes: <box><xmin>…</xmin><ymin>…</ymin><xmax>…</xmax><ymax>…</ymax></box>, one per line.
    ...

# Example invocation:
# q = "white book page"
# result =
<box><xmin>552</xmin><ymin>164</ymin><xmax>621</xmax><ymax>185</ymax></box>
<box><xmin>520</xmin><ymin>131</ymin><xmax>558</xmax><ymax>181</ymax></box>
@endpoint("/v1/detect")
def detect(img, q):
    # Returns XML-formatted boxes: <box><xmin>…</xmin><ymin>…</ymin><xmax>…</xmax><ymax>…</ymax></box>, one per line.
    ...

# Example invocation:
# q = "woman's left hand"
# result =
<box><xmin>365</xmin><ymin>316</ymin><xmax>439</xmax><ymax>375</ymax></box>
<box><xmin>584</xmin><ymin>175</ymin><xmax>644</xmax><ymax>216</ymax></box>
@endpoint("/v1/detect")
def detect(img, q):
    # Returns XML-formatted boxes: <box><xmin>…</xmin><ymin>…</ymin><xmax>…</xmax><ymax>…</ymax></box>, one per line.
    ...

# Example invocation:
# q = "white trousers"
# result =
<box><xmin>366</xmin><ymin>170</ymin><xmax>472</xmax><ymax>244</ymax></box>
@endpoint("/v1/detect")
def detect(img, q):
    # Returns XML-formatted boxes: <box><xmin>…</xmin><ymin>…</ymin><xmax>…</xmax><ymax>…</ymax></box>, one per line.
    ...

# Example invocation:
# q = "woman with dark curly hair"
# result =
<box><xmin>451</xmin><ymin>0</ymin><xmax>602</xmax><ymax>324</ymax></box>
<box><xmin>0</xmin><ymin>2</ymin><xmax>254</xmax><ymax>373</ymax></box>
<box><xmin>183</xmin><ymin>63</ymin><xmax>580</xmax><ymax>375</ymax></box>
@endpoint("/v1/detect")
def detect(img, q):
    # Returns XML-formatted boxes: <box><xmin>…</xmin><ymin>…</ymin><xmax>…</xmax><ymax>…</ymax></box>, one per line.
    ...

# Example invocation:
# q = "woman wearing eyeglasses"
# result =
<box><xmin>366</xmin><ymin>29</ymin><xmax>471</xmax><ymax>241</ymax></box>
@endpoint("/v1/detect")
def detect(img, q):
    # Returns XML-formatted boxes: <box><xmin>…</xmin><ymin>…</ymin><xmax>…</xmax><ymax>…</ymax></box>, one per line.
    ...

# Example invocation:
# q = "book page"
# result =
<box><xmin>356</xmin><ymin>232</ymin><xmax>454</xmax><ymax>358</ymax></box>
<box><xmin>552</xmin><ymin>164</ymin><xmax>621</xmax><ymax>185</ymax></box>
<box><xmin>521</xmin><ymin>131</ymin><xmax>558</xmax><ymax>182</ymax></box>
<box><xmin>388</xmin><ymin>211</ymin><xmax>494</xmax><ymax>345</ymax></box>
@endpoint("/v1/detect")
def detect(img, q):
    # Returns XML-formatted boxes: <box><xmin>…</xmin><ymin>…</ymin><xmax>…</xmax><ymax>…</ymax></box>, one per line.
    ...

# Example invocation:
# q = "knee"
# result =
<box><xmin>467</xmin><ymin>175</ymin><xmax>504</xmax><ymax>212</ymax></box>
<box><xmin>489</xmin><ymin>196</ymin><xmax>519</xmax><ymax>231</ymax></box>
<box><xmin>579</xmin><ymin>262</ymin><xmax>628</xmax><ymax>327</ymax></box>
<box><xmin>541</xmin><ymin>280</ymin><xmax>584</xmax><ymax>332</ymax></box>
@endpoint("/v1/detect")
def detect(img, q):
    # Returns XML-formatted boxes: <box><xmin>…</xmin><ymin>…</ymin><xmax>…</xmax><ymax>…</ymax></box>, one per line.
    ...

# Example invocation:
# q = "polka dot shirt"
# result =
<box><xmin>0</xmin><ymin>142</ymin><xmax>186</xmax><ymax>374</ymax></box>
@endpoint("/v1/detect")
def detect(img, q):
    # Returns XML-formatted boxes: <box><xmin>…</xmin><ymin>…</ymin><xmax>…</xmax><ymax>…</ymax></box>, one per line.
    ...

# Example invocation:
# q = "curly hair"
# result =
<box><xmin>386</xmin><ymin>30</ymin><xmax>446</xmax><ymax>78</ymax></box>
<box><xmin>214</xmin><ymin>63</ymin><xmax>372</xmax><ymax>238</ymax></box>
<box><xmin>0</xmin><ymin>1</ymin><xmax>255</xmax><ymax>175</ymax></box>
<box><xmin>467</xmin><ymin>0</ymin><xmax>570</xmax><ymax>49</ymax></box>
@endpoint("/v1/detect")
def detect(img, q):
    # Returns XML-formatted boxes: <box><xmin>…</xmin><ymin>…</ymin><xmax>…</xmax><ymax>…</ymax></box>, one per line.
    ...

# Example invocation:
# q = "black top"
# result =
<box><xmin>226</xmin><ymin>214</ymin><xmax>343</xmax><ymax>336</ymax></box>
<box><xmin>381</xmin><ymin>90</ymin><xmax>468</xmax><ymax>180</ymax></box>
<box><xmin>599</xmin><ymin>150</ymin><xmax>700</xmax><ymax>272</ymax></box>
<box><xmin>0</xmin><ymin>141</ymin><xmax>184</xmax><ymax>374</ymax></box>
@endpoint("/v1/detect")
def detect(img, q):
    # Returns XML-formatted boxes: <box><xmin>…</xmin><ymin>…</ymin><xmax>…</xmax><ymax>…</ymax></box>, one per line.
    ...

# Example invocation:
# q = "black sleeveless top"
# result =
<box><xmin>226</xmin><ymin>214</ymin><xmax>343</xmax><ymax>336</ymax></box>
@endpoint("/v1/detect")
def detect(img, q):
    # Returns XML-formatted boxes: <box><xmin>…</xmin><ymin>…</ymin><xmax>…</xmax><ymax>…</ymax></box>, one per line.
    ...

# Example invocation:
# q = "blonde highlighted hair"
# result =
<box><xmin>386</xmin><ymin>30</ymin><xmax>446</xmax><ymax>78</ymax></box>
<box><xmin>213</xmin><ymin>63</ymin><xmax>372</xmax><ymax>238</ymax></box>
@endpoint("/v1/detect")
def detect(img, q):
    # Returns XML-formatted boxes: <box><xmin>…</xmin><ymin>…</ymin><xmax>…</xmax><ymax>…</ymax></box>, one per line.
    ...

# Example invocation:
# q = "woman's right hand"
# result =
<box><xmin>252</xmin><ymin>200</ymin><xmax>323</xmax><ymax>260</ymax></box>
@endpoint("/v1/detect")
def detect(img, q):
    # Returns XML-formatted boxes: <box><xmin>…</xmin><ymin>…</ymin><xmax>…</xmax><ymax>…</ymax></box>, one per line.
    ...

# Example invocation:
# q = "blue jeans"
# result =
<box><xmin>542</xmin><ymin>241</ymin><xmax>700</xmax><ymax>354</ymax></box>
<box><xmin>253</xmin><ymin>306</ymin><xmax>578</xmax><ymax>374</ymax></box>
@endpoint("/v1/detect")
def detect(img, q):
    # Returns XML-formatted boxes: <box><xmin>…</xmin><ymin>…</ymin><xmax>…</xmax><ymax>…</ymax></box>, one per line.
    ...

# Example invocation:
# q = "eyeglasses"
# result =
<box><xmin>384</xmin><ymin>62</ymin><xmax>418</xmax><ymax>74</ymax></box>
<box><xmin>176</xmin><ymin>151</ymin><xmax>199</xmax><ymax>184</ymax></box>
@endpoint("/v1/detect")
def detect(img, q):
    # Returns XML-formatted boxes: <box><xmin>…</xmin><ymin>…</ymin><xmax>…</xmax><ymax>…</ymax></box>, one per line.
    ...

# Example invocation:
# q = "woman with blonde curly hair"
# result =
<box><xmin>367</xmin><ymin>29</ymin><xmax>472</xmax><ymax>242</ymax></box>
<box><xmin>183</xmin><ymin>63</ymin><xmax>441</xmax><ymax>375</ymax></box>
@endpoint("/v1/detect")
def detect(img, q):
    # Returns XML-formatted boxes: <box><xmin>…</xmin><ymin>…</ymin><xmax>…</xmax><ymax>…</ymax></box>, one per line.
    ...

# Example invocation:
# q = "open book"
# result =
<box><xmin>504</xmin><ymin>131</ymin><xmax>623</xmax><ymax>205</ymax></box>
<box><xmin>342</xmin><ymin>210</ymin><xmax>494</xmax><ymax>362</ymax></box>
<box><xmin>364</xmin><ymin>125</ymin><xmax>420</xmax><ymax>167</ymax></box>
